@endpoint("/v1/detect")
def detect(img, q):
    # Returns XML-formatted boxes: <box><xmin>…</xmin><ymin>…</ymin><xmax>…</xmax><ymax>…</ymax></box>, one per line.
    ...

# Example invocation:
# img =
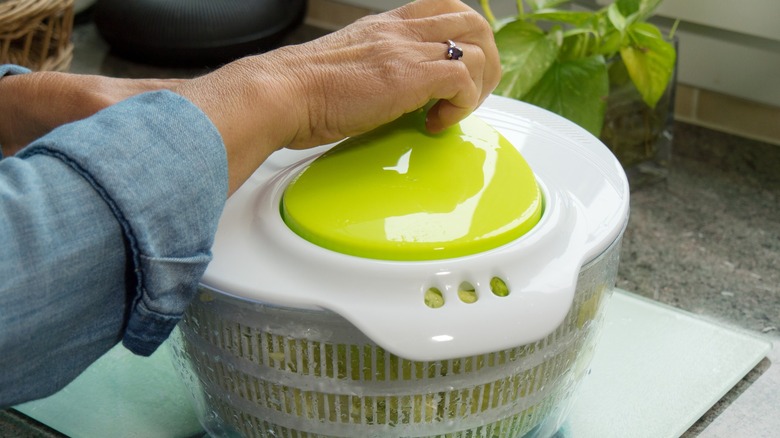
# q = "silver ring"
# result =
<box><xmin>446</xmin><ymin>40</ymin><xmax>463</xmax><ymax>60</ymax></box>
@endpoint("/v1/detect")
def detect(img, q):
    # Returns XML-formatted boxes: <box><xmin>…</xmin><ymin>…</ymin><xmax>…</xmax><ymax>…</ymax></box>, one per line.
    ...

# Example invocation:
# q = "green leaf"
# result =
<box><xmin>620</xmin><ymin>22</ymin><xmax>676</xmax><ymax>108</ymax></box>
<box><xmin>528</xmin><ymin>9</ymin><xmax>595</xmax><ymax>26</ymax></box>
<box><xmin>559</xmin><ymin>30</ymin><xmax>594</xmax><ymax>61</ymax></box>
<box><xmin>615</xmin><ymin>0</ymin><xmax>640</xmax><ymax>15</ymax></box>
<box><xmin>607</xmin><ymin>3</ymin><xmax>627</xmax><ymax>32</ymax></box>
<box><xmin>493</xmin><ymin>20</ymin><xmax>560</xmax><ymax>100</ymax></box>
<box><xmin>527</xmin><ymin>0</ymin><xmax>571</xmax><ymax>11</ymax></box>
<box><xmin>523</xmin><ymin>55</ymin><xmax>609</xmax><ymax>136</ymax></box>
<box><xmin>615</xmin><ymin>0</ymin><xmax>663</xmax><ymax>22</ymax></box>
<box><xmin>491</xmin><ymin>16</ymin><xmax>519</xmax><ymax>32</ymax></box>
<box><xmin>596</xmin><ymin>29</ymin><xmax>623</xmax><ymax>57</ymax></box>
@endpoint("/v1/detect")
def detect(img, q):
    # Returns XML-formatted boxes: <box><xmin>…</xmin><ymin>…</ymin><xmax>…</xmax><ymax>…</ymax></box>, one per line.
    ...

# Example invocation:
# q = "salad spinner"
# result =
<box><xmin>170</xmin><ymin>95</ymin><xmax>630</xmax><ymax>438</ymax></box>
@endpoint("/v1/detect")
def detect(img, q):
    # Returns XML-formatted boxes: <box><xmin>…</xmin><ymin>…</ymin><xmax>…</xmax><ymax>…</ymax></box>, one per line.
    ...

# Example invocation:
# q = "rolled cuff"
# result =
<box><xmin>19</xmin><ymin>90</ymin><xmax>228</xmax><ymax>355</ymax></box>
<box><xmin>0</xmin><ymin>64</ymin><xmax>31</xmax><ymax>77</ymax></box>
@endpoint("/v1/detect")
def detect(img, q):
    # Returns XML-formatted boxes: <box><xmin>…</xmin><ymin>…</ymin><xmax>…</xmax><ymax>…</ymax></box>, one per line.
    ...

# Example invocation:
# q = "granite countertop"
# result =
<box><xmin>623</xmin><ymin>122</ymin><xmax>780</xmax><ymax>437</ymax></box>
<box><xmin>621</xmin><ymin>124</ymin><xmax>779</xmax><ymax>336</ymax></box>
<box><xmin>2</xmin><ymin>15</ymin><xmax>778</xmax><ymax>438</ymax></box>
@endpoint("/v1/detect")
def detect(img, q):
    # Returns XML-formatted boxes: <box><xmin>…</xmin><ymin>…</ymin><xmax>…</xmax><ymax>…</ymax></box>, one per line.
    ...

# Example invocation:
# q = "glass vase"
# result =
<box><xmin>600</xmin><ymin>41</ymin><xmax>678</xmax><ymax>190</ymax></box>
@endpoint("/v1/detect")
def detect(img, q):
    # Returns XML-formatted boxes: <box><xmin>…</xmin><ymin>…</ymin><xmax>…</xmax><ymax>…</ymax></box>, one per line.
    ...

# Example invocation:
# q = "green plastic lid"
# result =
<box><xmin>281</xmin><ymin>109</ymin><xmax>543</xmax><ymax>261</ymax></box>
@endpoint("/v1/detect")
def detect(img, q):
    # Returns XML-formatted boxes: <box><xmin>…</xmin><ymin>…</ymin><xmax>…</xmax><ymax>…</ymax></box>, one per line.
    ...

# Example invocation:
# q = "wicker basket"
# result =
<box><xmin>0</xmin><ymin>0</ymin><xmax>74</xmax><ymax>71</ymax></box>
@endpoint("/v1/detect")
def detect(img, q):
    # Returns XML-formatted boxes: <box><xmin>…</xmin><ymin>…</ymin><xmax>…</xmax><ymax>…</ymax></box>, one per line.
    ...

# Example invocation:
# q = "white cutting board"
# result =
<box><xmin>566</xmin><ymin>290</ymin><xmax>772</xmax><ymax>437</ymax></box>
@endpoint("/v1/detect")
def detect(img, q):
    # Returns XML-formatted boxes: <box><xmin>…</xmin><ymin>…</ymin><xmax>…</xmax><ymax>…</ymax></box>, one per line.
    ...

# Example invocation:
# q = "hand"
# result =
<box><xmin>174</xmin><ymin>0</ymin><xmax>500</xmax><ymax>194</ymax></box>
<box><xmin>0</xmin><ymin>72</ymin><xmax>183</xmax><ymax>156</ymax></box>
<box><xmin>279</xmin><ymin>0</ymin><xmax>501</xmax><ymax>147</ymax></box>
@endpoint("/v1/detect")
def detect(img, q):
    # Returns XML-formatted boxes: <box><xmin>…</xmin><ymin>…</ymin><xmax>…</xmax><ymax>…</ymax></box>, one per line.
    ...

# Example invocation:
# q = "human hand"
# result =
<box><xmin>175</xmin><ymin>0</ymin><xmax>500</xmax><ymax>193</ymax></box>
<box><xmin>277</xmin><ymin>0</ymin><xmax>501</xmax><ymax>148</ymax></box>
<box><xmin>0</xmin><ymin>72</ymin><xmax>183</xmax><ymax>155</ymax></box>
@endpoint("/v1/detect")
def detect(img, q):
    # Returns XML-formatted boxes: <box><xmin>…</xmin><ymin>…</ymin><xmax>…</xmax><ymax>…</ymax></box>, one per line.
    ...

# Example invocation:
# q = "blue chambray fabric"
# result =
<box><xmin>0</xmin><ymin>65</ymin><xmax>228</xmax><ymax>406</ymax></box>
<box><xmin>0</xmin><ymin>64</ymin><xmax>30</xmax><ymax>82</ymax></box>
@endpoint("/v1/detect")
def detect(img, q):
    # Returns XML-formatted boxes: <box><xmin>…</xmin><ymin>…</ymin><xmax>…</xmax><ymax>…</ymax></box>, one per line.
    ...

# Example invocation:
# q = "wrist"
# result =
<box><xmin>175</xmin><ymin>53</ymin><xmax>308</xmax><ymax>194</ymax></box>
<box><xmin>233</xmin><ymin>50</ymin><xmax>311</xmax><ymax>150</ymax></box>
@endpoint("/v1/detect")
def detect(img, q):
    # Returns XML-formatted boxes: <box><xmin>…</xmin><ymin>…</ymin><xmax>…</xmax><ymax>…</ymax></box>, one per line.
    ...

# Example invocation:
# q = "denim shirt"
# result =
<box><xmin>0</xmin><ymin>65</ymin><xmax>228</xmax><ymax>406</ymax></box>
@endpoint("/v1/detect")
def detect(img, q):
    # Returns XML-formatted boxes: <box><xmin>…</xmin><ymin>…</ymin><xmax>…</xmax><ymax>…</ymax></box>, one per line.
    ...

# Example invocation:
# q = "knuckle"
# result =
<box><xmin>458</xmin><ymin>10</ymin><xmax>490</xmax><ymax>31</ymax></box>
<box><xmin>451</xmin><ymin>57</ymin><xmax>474</xmax><ymax>80</ymax></box>
<box><xmin>374</xmin><ymin>40</ymin><xmax>407</xmax><ymax>63</ymax></box>
<box><xmin>378</xmin><ymin>54</ymin><xmax>416</xmax><ymax>84</ymax></box>
<box><xmin>467</xmin><ymin>45</ymin><xmax>486</xmax><ymax>66</ymax></box>
<box><xmin>354</xmin><ymin>14</ymin><xmax>379</xmax><ymax>24</ymax></box>
<box><xmin>440</xmin><ymin>64</ymin><xmax>475</xmax><ymax>95</ymax></box>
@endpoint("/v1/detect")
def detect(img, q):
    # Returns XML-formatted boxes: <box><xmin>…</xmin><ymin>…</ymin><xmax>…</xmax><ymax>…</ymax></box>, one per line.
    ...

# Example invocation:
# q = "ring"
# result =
<box><xmin>446</xmin><ymin>40</ymin><xmax>463</xmax><ymax>61</ymax></box>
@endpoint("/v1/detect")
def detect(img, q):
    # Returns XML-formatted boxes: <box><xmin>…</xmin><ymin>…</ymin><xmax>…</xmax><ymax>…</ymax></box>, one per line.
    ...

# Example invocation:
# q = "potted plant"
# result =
<box><xmin>479</xmin><ymin>0</ymin><xmax>678</xmax><ymax>186</ymax></box>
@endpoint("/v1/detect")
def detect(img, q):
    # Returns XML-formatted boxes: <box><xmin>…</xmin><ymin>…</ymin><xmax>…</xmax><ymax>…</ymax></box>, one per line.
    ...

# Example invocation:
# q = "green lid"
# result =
<box><xmin>281</xmin><ymin>109</ymin><xmax>542</xmax><ymax>261</ymax></box>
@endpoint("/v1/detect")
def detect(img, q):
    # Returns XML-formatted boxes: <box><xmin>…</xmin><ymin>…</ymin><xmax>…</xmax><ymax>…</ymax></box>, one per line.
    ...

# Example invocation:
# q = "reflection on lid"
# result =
<box><xmin>281</xmin><ymin>109</ymin><xmax>543</xmax><ymax>260</ymax></box>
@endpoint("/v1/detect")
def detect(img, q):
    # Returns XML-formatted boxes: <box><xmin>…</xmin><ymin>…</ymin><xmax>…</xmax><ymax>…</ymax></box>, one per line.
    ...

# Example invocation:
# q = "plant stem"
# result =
<box><xmin>517</xmin><ymin>0</ymin><xmax>525</xmax><ymax>20</ymax></box>
<box><xmin>479</xmin><ymin>0</ymin><xmax>497</xmax><ymax>27</ymax></box>
<box><xmin>668</xmin><ymin>18</ymin><xmax>680</xmax><ymax>39</ymax></box>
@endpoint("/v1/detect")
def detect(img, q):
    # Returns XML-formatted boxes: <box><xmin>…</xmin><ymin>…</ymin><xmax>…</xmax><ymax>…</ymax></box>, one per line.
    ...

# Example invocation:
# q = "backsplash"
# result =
<box><xmin>676</xmin><ymin>85</ymin><xmax>780</xmax><ymax>147</ymax></box>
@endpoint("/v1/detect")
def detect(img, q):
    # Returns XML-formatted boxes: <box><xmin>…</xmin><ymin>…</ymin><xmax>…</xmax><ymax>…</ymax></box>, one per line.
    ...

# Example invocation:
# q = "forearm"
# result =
<box><xmin>0</xmin><ymin>72</ymin><xmax>110</xmax><ymax>155</ymax></box>
<box><xmin>0</xmin><ymin>65</ymin><xmax>31</xmax><ymax>156</ymax></box>
<box><xmin>0</xmin><ymin>67</ymin><xmax>184</xmax><ymax>156</ymax></box>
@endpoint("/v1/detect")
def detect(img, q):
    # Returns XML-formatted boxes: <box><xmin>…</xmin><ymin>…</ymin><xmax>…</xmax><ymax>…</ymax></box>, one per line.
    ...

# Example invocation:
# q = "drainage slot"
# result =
<box><xmin>458</xmin><ymin>282</ymin><xmax>478</xmax><ymax>304</ymax></box>
<box><xmin>424</xmin><ymin>288</ymin><xmax>445</xmax><ymax>308</ymax></box>
<box><xmin>490</xmin><ymin>277</ymin><xmax>510</xmax><ymax>297</ymax></box>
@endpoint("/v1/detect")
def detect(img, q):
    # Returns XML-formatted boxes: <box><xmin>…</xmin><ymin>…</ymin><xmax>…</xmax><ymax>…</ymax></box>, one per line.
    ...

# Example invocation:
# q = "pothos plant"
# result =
<box><xmin>479</xmin><ymin>0</ymin><xmax>677</xmax><ymax>138</ymax></box>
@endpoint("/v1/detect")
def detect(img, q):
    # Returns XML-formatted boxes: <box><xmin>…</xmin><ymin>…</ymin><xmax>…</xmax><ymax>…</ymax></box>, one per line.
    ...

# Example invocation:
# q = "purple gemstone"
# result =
<box><xmin>447</xmin><ymin>46</ymin><xmax>463</xmax><ymax>60</ymax></box>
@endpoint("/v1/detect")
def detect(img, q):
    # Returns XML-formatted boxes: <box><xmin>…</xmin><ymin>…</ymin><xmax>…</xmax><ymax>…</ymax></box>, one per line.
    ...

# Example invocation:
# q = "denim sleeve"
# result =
<box><xmin>0</xmin><ymin>64</ymin><xmax>30</xmax><ymax>79</ymax></box>
<box><xmin>0</xmin><ymin>89</ymin><xmax>227</xmax><ymax>406</ymax></box>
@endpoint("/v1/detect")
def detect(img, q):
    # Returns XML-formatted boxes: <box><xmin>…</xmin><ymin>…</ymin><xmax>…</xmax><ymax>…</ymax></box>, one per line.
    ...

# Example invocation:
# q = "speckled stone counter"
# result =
<box><xmin>621</xmin><ymin>123</ymin><xmax>780</xmax><ymax>437</ymax></box>
<box><xmin>3</xmin><ymin>14</ymin><xmax>778</xmax><ymax>438</ymax></box>
<box><xmin>620</xmin><ymin>124</ymin><xmax>779</xmax><ymax>336</ymax></box>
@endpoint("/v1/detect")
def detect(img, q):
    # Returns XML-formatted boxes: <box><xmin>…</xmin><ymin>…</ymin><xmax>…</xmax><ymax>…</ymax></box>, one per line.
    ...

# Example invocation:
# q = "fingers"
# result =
<box><xmin>426</xmin><ymin>100</ymin><xmax>474</xmax><ymax>133</ymax></box>
<box><xmin>387</xmin><ymin>0</ymin><xmax>474</xmax><ymax>20</ymax></box>
<box><xmin>422</xmin><ymin>58</ymin><xmax>481</xmax><ymax>133</ymax></box>
<box><xmin>435</xmin><ymin>41</ymin><xmax>487</xmax><ymax>99</ymax></box>
<box><xmin>407</xmin><ymin>37</ymin><xmax>498</xmax><ymax>131</ymax></box>
<box><xmin>381</xmin><ymin>5</ymin><xmax>500</xmax><ymax>131</ymax></box>
<box><xmin>407</xmin><ymin>41</ymin><xmax>480</xmax><ymax>120</ymax></box>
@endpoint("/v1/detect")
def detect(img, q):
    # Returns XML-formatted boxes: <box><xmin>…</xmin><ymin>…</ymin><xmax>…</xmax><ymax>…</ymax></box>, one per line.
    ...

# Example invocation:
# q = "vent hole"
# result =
<box><xmin>424</xmin><ymin>288</ymin><xmax>445</xmax><ymax>308</ymax></box>
<box><xmin>490</xmin><ymin>277</ymin><xmax>510</xmax><ymax>297</ymax></box>
<box><xmin>458</xmin><ymin>282</ymin><xmax>478</xmax><ymax>304</ymax></box>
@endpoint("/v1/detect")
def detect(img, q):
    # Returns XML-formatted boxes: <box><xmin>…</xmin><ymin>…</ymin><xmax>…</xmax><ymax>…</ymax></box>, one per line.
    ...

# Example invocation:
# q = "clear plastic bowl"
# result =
<box><xmin>169</xmin><ymin>237</ymin><xmax>622</xmax><ymax>438</ymax></box>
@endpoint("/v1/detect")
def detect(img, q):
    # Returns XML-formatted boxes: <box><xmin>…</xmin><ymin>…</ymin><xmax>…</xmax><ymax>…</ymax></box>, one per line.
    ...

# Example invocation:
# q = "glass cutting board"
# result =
<box><xmin>564</xmin><ymin>290</ymin><xmax>771</xmax><ymax>437</ymax></box>
<box><xmin>15</xmin><ymin>290</ymin><xmax>771</xmax><ymax>437</ymax></box>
